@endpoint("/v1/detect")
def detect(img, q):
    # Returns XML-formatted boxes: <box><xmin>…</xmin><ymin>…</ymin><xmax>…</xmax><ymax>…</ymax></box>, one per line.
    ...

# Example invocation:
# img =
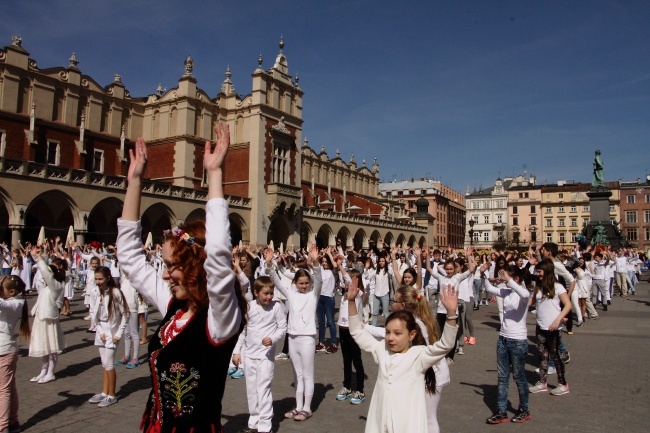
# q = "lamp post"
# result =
<box><xmin>468</xmin><ymin>218</ymin><xmax>475</xmax><ymax>247</ymax></box>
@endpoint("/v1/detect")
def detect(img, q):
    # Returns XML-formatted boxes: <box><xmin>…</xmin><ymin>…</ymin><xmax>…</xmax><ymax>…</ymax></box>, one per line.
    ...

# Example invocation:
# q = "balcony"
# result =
<box><xmin>493</xmin><ymin>223</ymin><xmax>506</xmax><ymax>231</ymax></box>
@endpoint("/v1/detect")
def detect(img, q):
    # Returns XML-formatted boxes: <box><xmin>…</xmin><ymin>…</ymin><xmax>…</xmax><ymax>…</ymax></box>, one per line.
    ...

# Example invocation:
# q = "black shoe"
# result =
<box><xmin>607</xmin><ymin>300</ymin><xmax>611</xmax><ymax>305</ymax></box>
<box><xmin>473</xmin><ymin>305</ymin><xmax>479</xmax><ymax>311</ymax></box>
<box><xmin>486</xmin><ymin>411</ymin><xmax>508</xmax><ymax>424</ymax></box>
<box><xmin>511</xmin><ymin>409</ymin><xmax>531</xmax><ymax>423</ymax></box>
<box><xmin>603</xmin><ymin>305</ymin><xmax>608</xmax><ymax>312</ymax></box>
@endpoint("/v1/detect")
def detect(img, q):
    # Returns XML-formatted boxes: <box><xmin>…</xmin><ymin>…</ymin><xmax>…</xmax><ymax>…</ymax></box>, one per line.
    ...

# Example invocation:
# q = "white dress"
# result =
<box><xmin>349</xmin><ymin>315</ymin><xmax>457</xmax><ymax>433</ymax></box>
<box><xmin>29</xmin><ymin>260</ymin><xmax>65</xmax><ymax>357</ymax></box>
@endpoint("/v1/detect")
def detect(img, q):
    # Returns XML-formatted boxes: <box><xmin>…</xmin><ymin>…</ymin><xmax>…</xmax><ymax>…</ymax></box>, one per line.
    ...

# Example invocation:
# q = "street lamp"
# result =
<box><xmin>468</xmin><ymin>218</ymin><xmax>475</xmax><ymax>246</ymax></box>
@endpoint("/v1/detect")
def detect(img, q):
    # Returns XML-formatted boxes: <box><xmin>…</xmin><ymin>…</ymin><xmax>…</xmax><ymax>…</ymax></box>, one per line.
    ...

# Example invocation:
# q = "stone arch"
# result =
<box><xmin>185</xmin><ymin>208</ymin><xmax>206</xmax><ymax>224</ymax></box>
<box><xmin>353</xmin><ymin>228</ymin><xmax>367</xmax><ymax>250</ymax></box>
<box><xmin>229</xmin><ymin>212</ymin><xmax>248</xmax><ymax>247</ymax></box>
<box><xmin>369</xmin><ymin>230</ymin><xmax>381</xmax><ymax>245</ymax></box>
<box><xmin>24</xmin><ymin>190</ymin><xmax>78</xmax><ymax>244</ymax></box>
<box><xmin>141</xmin><ymin>203</ymin><xmax>175</xmax><ymax>244</ymax></box>
<box><xmin>300</xmin><ymin>221</ymin><xmax>314</xmax><ymax>248</ymax></box>
<box><xmin>316</xmin><ymin>224</ymin><xmax>334</xmax><ymax>249</ymax></box>
<box><xmin>87</xmin><ymin>197</ymin><xmax>123</xmax><ymax>244</ymax></box>
<box><xmin>418</xmin><ymin>236</ymin><xmax>427</xmax><ymax>247</ymax></box>
<box><xmin>0</xmin><ymin>187</ymin><xmax>14</xmax><ymax>245</ymax></box>
<box><xmin>384</xmin><ymin>231</ymin><xmax>394</xmax><ymax>247</ymax></box>
<box><xmin>396</xmin><ymin>233</ymin><xmax>406</xmax><ymax>247</ymax></box>
<box><xmin>336</xmin><ymin>226</ymin><xmax>352</xmax><ymax>249</ymax></box>
<box><xmin>267</xmin><ymin>215</ymin><xmax>291</xmax><ymax>247</ymax></box>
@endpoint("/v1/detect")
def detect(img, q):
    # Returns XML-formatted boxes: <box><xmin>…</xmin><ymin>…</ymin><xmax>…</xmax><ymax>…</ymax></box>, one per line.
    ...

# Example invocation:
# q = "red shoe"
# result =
<box><xmin>468</xmin><ymin>336</ymin><xmax>476</xmax><ymax>345</ymax></box>
<box><xmin>463</xmin><ymin>337</ymin><xmax>469</xmax><ymax>343</ymax></box>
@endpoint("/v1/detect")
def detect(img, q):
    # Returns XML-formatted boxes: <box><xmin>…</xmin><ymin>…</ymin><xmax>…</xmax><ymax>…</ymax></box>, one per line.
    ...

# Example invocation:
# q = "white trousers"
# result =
<box><xmin>289</xmin><ymin>335</ymin><xmax>315</xmax><ymax>408</ymax></box>
<box><xmin>99</xmin><ymin>347</ymin><xmax>117</xmax><ymax>371</ymax></box>
<box><xmin>244</xmin><ymin>357</ymin><xmax>275</xmax><ymax>431</ymax></box>
<box><xmin>570</xmin><ymin>289</ymin><xmax>582</xmax><ymax>323</ymax></box>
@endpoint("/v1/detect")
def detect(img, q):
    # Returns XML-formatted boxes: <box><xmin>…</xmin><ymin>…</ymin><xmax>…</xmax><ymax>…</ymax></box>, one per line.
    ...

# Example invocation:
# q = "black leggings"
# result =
<box><xmin>339</xmin><ymin>327</ymin><xmax>365</xmax><ymax>392</ymax></box>
<box><xmin>436</xmin><ymin>313</ymin><xmax>458</xmax><ymax>359</ymax></box>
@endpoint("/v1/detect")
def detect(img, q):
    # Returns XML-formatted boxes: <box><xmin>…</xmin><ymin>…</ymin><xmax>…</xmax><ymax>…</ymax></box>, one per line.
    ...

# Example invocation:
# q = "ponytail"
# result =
<box><xmin>19</xmin><ymin>299</ymin><xmax>31</xmax><ymax>340</ymax></box>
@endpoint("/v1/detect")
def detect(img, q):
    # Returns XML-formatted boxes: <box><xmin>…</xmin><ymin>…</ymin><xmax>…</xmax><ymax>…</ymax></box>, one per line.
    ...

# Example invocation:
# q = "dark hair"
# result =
<box><xmin>95</xmin><ymin>266</ymin><xmax>127</xmax><ymax>320</ymax></box>
<box><xmin>292</xmin><ymin>268</ymin><xmax>312</xmax><ymax>285</ymax></box>
<box><xmin>504</xmin><ymin>264</ymin><xmax>523</xmax><ymax>282</ymax></box>
<box><xmin>253</xmin><ymin>276</ymin><xmax>273</xmax><ymax>293</ymax></box>
<box><xmin>49</xmin><ymin>258</ymin><xmax>68</xmax><ymax>283</ymax></box>
<box><xmin>377</xmin><ymin>255</ymin><xmax>389</xmax><ymax>274</ymax></box>
<box><xmin>385</xmin><ymin>310</ymin><xmax>437</xmax><ymax>394</ymax></box>
<box><xmin>1</xmin><ymin>275</ymin><xmax>30</xmax><ymax>339</ymax></box>
<box><xmin>537</xmin><ymin>259</ymin><xmax>557</xmax><ymax>299</ymax></box>
<box><xmin>541</xmin><ymin>242</ymin><xmax>559</xmax><ymax>257</ymax></box>
<box><xmin>402</xmin><ymin>267</ymin><xmax>418</xmax><ymax>284</ymax></box>
<box><xmin>165</xmin><ymin>220</ymin><xmax>248</xmax><ymax>329</ymax></box>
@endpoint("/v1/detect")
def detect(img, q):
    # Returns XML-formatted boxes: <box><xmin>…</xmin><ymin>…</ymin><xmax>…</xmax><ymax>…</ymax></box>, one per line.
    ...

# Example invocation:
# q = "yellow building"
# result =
<box><xmin>540</xmin><ymin>182</ymin><xmax>620</xmax><ymax>249</ymax></box>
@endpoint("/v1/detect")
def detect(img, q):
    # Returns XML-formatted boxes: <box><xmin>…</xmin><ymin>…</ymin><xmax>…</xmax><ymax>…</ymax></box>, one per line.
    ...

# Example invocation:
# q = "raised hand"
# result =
<box><xmin>204</xmin><ymin>122</ymin><xmax>230</xmax><ymax>173</ymax></box>
<box><xmin>128</xmin><ymin>137</ymin><xmax>148</xmax><ymax>183</ymax></box>
<box><xmin>308</xmin><ymin>243</ymin><xmax>319</xmax><ymax>264</ymax></box>
<box><xmin>346</xmin><ymin>280</ymin><xmax>360</xmax><ymax>301</ymax></box>
<box><xmin>263</xmin><ymin>248</ymin><xmax>274</xmax><ymax>265</ymax></box>
<box><xmin>439</xmin><ymin>284</ymin><xmax>459</xmax><ymax>314</ymax></box>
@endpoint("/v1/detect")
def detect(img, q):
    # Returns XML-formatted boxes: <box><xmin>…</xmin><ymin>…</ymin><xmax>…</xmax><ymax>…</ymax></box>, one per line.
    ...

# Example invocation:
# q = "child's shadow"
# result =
<box><xmin>459</xmin><ymin>381</ymin><xmax>517</xmax><ymax>413</ymax></box>
<box><xmin>21</xmin><ymin>390</ymin><xmax>94</xmax><ymax>430</ymax></box>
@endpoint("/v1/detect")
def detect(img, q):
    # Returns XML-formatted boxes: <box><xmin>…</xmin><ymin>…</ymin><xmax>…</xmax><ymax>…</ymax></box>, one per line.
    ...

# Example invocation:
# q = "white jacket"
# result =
<box><xmin>31</xmin><ymin>259</ymin><xmax>64</xmax><ymax>320</ymax></box>
<box><xmin>91</xmin><ymin>287</ymin><xmax>128</xmax><ymax>346</ymax></box>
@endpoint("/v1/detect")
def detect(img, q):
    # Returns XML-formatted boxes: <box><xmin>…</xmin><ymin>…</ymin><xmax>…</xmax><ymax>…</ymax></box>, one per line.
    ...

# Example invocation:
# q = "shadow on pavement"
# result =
<box><xmin>21</xmin><ymin>390</ymin><xmax>94</xmax><ymax>430</ymax></box>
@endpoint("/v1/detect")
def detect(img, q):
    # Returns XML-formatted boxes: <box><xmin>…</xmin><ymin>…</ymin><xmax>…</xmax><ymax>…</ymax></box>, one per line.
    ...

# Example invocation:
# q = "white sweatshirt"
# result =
<box><xmin>484</xmin><ymin>278</ymin><xmax>530</xmax><ymax>340</ymax></box>
<box><xmin>234</xmin><ymin>299</ymin><xmax>287</xmax><ymax>360</ymax></box>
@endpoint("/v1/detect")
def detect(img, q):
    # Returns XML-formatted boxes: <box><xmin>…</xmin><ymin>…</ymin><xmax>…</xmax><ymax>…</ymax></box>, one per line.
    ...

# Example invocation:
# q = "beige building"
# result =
<box><xmin>540</xmin><ymin>181</ymin><xmax>620</xmax><ymax>249</ymax></box>
<box><xmin>0</xmin><ymin>36</ymin><xmax>428</xmax><ymax>249</ymax></box>
<box><xmin>507</xmin><ymin>184</ymin><xmax>542</xmax><ymax>246</ymax></box>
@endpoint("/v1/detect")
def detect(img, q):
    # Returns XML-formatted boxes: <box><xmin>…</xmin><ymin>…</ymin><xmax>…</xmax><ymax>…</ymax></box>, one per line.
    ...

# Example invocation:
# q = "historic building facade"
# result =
<box><xmin>378</xmin><ymin>179</ymin><xmax>466</xmax><ymax>248</ymax></box>
<box><xmin>619</xmin><ymin>175</ymin><xmax>650</xmax><ymax>251</ymax></box>
<box><xmin>0</xmin><ymin>36</ymin><xmax>427</xmax><ymax>249</ymax></box>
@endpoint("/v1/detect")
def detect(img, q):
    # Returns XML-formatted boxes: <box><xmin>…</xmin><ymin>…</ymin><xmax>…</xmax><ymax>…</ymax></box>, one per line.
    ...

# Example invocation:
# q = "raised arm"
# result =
<box><xmin>117</xmin><ymin>137</ymin><xmax>171</xmax><ymax>314</ymax></box>
<box><xmin>204</xmin><ymin>122</ymin><xmax>241</xmax><ymax>344</ymax></box>
<box><xmin>414</xmin><ymin>246</ymin><xmax>423</xmax><ymax>290</ymax></box>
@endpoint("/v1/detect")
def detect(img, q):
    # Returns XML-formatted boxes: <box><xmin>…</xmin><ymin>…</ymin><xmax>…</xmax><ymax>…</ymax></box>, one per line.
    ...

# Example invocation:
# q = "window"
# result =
<box><xmin>584</xmin><ymin>218</ymin><xmax>589</xmax><ymax>225</ymax></box>
<box><xmin>473</xmin><ymin>232</ymin><xmax>479</xmax><ymax>242</ymax></box>
<box><xmin>571</xmin><ymin>218</ymin><xmax>577</xmax><ymax>227</ymax></box>
<box><xmin>546</xmin><ymin>219</ymin><xmax>553</xmax><ymax>227</ymax></box>
<box><xmin>609</xmin><ymin>205</ymin><xmax>615</xmax><ymax>212</ymax></box>
<box><xmin>92</xmin><ymin>149</ymin><xmax>104</xmax><ymax>173</ymax></box>
<box><xmin>518</xmin><ymin>192</ymin><xmax>529</xmax><ymax>198</ymax></box>
<box><xmin>570</xmin><ymin>206</ymin><xmax>577</xmax><ymax>212</ymax></box>
<box><xmin>513</xmin><ymin>206</ymin><xmax>518</xmax><ymax>214</ymax></box>
<box><xmin>559</xmin><ymin>219</ymin><xmax>565</xmax><ymax>227</ymax></box>
<box><xmin>583</xmin><ymin>205</ymin><xmax>589</xmax><ymax>212</ymax></box>
<box><xmin>531</xmin><ymin>216</ymin><xmax>537</xmax><ymax>225</ymax></box>
<box><xmin>46</xmin><ymin>141</ymin><xmax>60</xmax><ymax>165</ymax></box>
<box><xmin>531</xmin><ymin>231</ymin><xmax>537</xmax><ymax>242</ymax></box>
<box><xmin>272</xmin><ymin>143</ymin><xmax>290</xmax><ymax>184</ymax></box>
<box><xmin>497</xmin><ymin>214</ymin><xmax>503</xmax><ymax>223</ymax></box>
<box><xmin>546</xmin><ymin>233</ymin><xmax>553</xmax><ymax>242</ymax></box>
<box><xmin>484</xmin><ymin>215</ymin><xmax>489</xmax><ymax>224</ymax></box>
<box><xmin>646</xmin><ymin>194</ymin><xmax>650</xmax><ymax>203</ymax></box>
<box><xmin>645</xmin><ymin>210</ymin><xmax>650</xmax><ymax>223</ymax></box>
<box><xmin>546</xmin><ymin>206</ymin><xmax>552</xmax><ymax>213</ymax></box>
<box><xmin>559</xmin><ymin>206</ymin><xmax>565</xmax><ymax>213</ymax></box>
<box><xmin>627</xmin><ymin>228</ymin><xmax>638</xmax><ymax>241</ymax></box>
<box><xmin>513</xmin><ymin>217</ymin><xmax>518</xmax><ymax>226</ymax></box>
<box><xmin>531</xmin><ymin>205</ymin><xmax>536</xmax><ymax>213</ymax></box>
<box><xmin>559</xmin><ymin>233</ymin><xmax>565</xmax><ymax>243</ymax></box>
<box><xmin>646</xmin><ymin>228</ymin><xmax>650</xmax><ymax>241</ymax></box>
<box><xmin>627</xmin><ymin>195</ymin><xmax>635</xmax><ymax>204</ymax></box>
<box><xmin>472</xmin><ymin>215</ymin><xmax>478</xmax><ymax>222</ymax></box>
<box><xmin>472</xmin><ymin>202</ymin><xmax>478</xmax><ymax>209</ymax></box>
<box><xmin>202</xmin><ymin>168</ymin><xmax>209</xmax><ymax>187</ymax></box>
<box><xmin>626</xmin><ymin>211</ymin><xmax>637</xmax><ymax>224</ymax></box>
<box><xmin>559</xmin><ymin>193</ymin><xmax>564</xmax><ymax>198</ymax></box>
<box><xmin>571</xmin><ymin>233</ymin><xmax>577</xmax><ymax>242</ymax></box>
<box><xmin>483</xmin><ymin>232</ymin><xmax>489</xmax><ymax>242</ymax></box>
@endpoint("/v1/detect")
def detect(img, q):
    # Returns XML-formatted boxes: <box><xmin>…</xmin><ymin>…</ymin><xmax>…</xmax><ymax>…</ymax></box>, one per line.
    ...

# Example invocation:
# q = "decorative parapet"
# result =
<box><xmin>302</xmin><ymin>207</ymin><xmax>427</xmax><ymax>233</ymax></box>
<box><xmin>0</xmin><ymin>157</ymin><xmax>251</xmax><ymax>208</ymax></box>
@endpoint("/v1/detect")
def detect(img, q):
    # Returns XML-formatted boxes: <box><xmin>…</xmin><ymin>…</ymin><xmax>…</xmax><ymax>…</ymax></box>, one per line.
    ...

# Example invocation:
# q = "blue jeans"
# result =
<box><xmin>496</xmin><ymin>336</ymin><xmax>528</xmax><ymax>413</ymax></box>
<box><xmin>371</xmin><ymin>293</ymin><xmax>390</xmax><ymax>326</ymax></box>
<box><xmin>317</xmin><ymin>295</ymin><xmax>337</xmax><ymax>344</ymax></box>
<box><xmin>1</xmin><ymin>268</ymin><xmax>10</xmax><ymax>276</ymax></box>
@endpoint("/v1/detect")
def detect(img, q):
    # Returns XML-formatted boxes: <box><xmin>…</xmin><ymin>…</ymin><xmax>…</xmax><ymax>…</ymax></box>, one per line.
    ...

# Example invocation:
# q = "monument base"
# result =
<box><xmin>581</xmin><ymin>222</ymin><xmax>625</xmax><ymax>250</ymax></box>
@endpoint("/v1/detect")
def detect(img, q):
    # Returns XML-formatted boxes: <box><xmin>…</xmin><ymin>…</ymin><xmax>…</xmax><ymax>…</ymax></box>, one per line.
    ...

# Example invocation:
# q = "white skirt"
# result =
<box><xmin>63</xmin><ymin>279</ymin><xmax>75</xmax><ymax>300</ymax></box>
<box><xmin>29</xmin><ymin>317</ymin><xmax>65</xmax><ymax>357</ymax></box>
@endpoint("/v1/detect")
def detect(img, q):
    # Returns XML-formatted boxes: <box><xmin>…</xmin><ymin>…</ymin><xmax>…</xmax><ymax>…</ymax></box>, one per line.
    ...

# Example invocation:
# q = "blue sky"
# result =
<box><xmin>2</xmin><ymin>0</ymin><xmax>649</xmax><ymax>192</ymax></box>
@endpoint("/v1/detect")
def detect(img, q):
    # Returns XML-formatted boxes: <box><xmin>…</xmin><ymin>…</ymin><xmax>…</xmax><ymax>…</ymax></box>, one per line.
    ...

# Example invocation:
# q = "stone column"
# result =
<box><xmin>8</xmin><ymin>225</ymin><xmax>23</xmax><ymax>248</ymax></box>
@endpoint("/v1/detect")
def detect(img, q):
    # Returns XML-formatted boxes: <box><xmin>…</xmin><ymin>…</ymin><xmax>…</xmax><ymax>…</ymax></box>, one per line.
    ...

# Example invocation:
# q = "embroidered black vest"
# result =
<box><xmin>141</xmin><ymin>299</ymin><xmax>238</xmax><ymax>433</ymax></box>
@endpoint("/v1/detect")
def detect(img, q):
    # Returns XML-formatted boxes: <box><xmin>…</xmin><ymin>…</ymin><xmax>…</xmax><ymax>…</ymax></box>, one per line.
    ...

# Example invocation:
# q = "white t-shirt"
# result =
<box><xmin>535</xmin><ymin>283</ymin><xmax>567</xmax><ymax>331</ymax></box>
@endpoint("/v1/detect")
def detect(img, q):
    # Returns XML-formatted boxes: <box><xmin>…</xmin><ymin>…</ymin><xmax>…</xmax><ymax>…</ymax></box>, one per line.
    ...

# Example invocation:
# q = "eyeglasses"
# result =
<box><xmin>162</xmin><ymin>262</ymin><xmax>181</xmax><ymax>273</ymax></box>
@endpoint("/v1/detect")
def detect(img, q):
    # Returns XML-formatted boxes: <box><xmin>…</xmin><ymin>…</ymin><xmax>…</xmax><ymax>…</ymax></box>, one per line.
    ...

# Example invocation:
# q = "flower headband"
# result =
<box><xmin>163</xmin><ymin>227</ymin><xmax>203</xmax><ymax>248</ymax></box>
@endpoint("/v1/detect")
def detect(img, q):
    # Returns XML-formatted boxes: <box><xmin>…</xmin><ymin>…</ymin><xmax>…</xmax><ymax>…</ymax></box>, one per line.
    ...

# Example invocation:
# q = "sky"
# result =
<box><xmin>2</xmin><ymin>0</ymin><xmax>649</xmax><ymax>192</ymax></box>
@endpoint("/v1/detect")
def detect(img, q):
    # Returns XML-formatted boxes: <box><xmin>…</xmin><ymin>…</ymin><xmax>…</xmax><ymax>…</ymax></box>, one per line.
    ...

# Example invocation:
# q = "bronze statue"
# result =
<box><xmin>592</xmin><ymin>150</ymin><xmax>605</xmax><ymax>188</ymax></box>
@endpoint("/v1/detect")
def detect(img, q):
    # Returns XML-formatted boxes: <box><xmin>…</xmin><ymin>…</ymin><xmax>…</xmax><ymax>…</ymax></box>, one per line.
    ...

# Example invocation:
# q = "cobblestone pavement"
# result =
<box><xmin>13</xmin><ymin>278</ymin><xmax>650</xmax><ymax>432</ymax></box>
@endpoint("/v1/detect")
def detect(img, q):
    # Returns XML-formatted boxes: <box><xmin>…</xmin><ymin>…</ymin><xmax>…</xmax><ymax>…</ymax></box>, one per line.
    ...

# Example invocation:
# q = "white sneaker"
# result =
<box><xmin>275</xmin><ymin>353</ymin><xmax>289</xmax><ymax>360</ymax></box>
<box><xmin>88</xmin><ymin>393</ymin><xmax>107</xmax><ymax>404</ymax></box>
<box><xmin>534</xmin><ymin>366</ymin><xmax>556</xmax><ymax>374</ymax></box>
<box><xmin>83</xmin><ymin>315</ymin><xmax>91</xmax><ymax>320</ymax></box>
<box><xmin>97</xmin><ymin>395</ymin><xmax>118</xmax><ymax>407</ymax></box>
<box><xmin>38</xmin><ymin>375</ymin><xmax>56</xmax><ymax>384</ymax></box>
<box><xmin>457</xmin><ymin>347</ymin><xmax>465</xmax><ymax>355</ymax></box>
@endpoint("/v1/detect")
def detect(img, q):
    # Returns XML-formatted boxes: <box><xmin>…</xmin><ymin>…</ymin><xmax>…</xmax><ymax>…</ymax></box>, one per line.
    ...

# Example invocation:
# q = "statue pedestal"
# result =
<box><xmin>587</xmin><ymin>187</ymin><xmax>612</xmax><ymax>222</ymax></box>
<box><xmin>583</xmin><ymin>187</ymin><xmax>624</xmax><ymax>248</ymax></box>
